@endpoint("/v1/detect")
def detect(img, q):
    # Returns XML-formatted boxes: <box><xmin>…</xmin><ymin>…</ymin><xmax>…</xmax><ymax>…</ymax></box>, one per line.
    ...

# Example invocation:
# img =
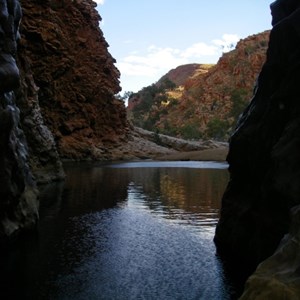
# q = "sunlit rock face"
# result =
<box><xmin>0</xmin><ymin>0</ymin><xmax>39</xmax><ymax>240</ymax></box>
<box><xmin>214</xmin><ymin>0</ymin><xmax>300</xmax><ymax>296</ymax></box>
<box><xmin>18</xmin><ymin>0</ymin><xmax>129</xmax><ymax>160</ymax></box>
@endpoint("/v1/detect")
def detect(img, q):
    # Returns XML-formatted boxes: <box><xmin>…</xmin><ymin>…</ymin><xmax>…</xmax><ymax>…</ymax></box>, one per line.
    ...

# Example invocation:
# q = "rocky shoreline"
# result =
<box><xmin>155</xmin><ymin>148</ymin><xmax>228</xmax><ymax>161</ymax></box>
<box><xmin>91</xmin><ymin>126</ymin><xmax>229</xmax><ymax>162</ymax></box>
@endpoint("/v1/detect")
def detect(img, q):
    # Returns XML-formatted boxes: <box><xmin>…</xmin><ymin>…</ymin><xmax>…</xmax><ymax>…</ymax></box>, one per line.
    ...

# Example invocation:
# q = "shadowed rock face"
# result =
<box><xmin>240</xmin><ymin>206</ymin><xmax>300</xmax><ymax>299</ymax></box>
<box><xmin>0</xmin><ymin>0</ymin><xmax>39</xmax><ymax>240</ymax></box>
<box><xmin>214</xmin><ymin>0</ymin><xmax>300</xmax><ymax>296</ymax></box>
<box><xmin>0</xmin><ymin>0</ymin><xmax>21</xmax><ymax>93</ymax></box>
<box><xmin>16</xmin><ymin>51</ymin><xmax>65</xmax><ymax>184</ymax></box>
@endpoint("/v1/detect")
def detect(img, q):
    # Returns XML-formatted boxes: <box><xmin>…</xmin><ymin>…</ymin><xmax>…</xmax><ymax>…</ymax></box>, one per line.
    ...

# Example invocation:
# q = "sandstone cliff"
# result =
<box><xmin>19</xmin><ymin>0</ymin><xmax>129</xmax><ymax>160</ymax></box>
<box><xmin>128</xmin><ymin>31</ymin><xmax>269</xmax><ymax>141</ymax></box>
<box><xmin>214</xmin><ymin>1</ymin><xmax>300</xmax><ymax>298</ymax></box>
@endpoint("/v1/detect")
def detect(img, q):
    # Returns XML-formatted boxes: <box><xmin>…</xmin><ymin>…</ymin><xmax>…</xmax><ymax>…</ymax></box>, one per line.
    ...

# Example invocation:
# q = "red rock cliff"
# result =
<box><xmin>19</xmin><ymin>0</ymin><xmax>129</xmax><ymax>160</ymax></box>
<box><xmin>128</xmin><ymin>31</ymin><xmax>269</xmax><ymax>141</ymax></box>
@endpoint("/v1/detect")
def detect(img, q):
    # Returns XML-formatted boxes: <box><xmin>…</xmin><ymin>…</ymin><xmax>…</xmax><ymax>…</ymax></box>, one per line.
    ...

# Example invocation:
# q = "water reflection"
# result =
<box><xmin>0</xmin><ymin>161</ymin><xmax>237</xmax><ymax>299</ymax></box>
<box><xmin>118</xmin><ymin>166</ymin><xmax>229</xmax><ymax>233</ymax></box>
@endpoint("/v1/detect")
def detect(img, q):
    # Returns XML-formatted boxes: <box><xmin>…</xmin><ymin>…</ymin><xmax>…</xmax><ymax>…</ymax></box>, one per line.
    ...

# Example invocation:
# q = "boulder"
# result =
<box><xmin>240</xmin><ymin>205</ymin><xmax>300</xmax><ymax>299</ymax></box>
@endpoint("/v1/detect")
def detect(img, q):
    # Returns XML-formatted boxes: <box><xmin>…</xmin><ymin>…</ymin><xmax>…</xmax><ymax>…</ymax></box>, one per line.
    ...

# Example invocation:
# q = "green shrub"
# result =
<box><xmin>179</xmin><ymin>123</ymin><xmax>202</xmax><ymax>140</ymax></box>
<box><xmin>205</xmin><ymin>118</ymin><xmax>229</xmax><ymax>140</ymax></box>
<box><xmin>229</xmin><ymin>88</ymin><xmax>248</xmax><ymax>122</ymax></box>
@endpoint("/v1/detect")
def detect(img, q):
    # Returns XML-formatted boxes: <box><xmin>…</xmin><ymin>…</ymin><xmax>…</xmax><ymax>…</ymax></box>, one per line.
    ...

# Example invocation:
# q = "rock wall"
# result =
<box><xmin>16</xmin><ymin>54</ymin><xmax>65</xmax><ymax>183</ymax></box>
<box><xmin>181</xmin><ymin>31</ymin><xmax>269</xmax><ymax>130</ymax></box>
<box><xmin>0</xmin><ymin>0</ymin><xmax>136</xmax><ymax>240</ymax></box>
<box><xmin>0</xmin><ymin>0</ymin><xmax>39</xmax><ymax>240</ymax></box>
<box><xmin>214</xmin><ymin>0</ymin><xmax>300</xmax><ymax>297</ymax></box>
<box><xmin>19</xmin><ymin>0</ymin><xmax>129</xmax><ymax>160</ymax></box>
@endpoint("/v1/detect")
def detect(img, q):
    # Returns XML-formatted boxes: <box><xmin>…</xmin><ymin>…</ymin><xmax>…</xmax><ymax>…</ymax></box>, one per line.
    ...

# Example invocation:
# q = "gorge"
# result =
<box><xmin>1</xmin><ymin>0</ymin><xmax>300</xmax><ymax>299</ymax></box>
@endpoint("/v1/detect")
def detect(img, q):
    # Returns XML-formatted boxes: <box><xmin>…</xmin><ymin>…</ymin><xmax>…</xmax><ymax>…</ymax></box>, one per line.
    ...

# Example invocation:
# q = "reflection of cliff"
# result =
<box><xmin>159</xmin><ymin>169</ymin><xmax>228</xmax><ymax>214</ymax></box>
<box><xmin>122</xmin><ymin>167</ymin><xmax>228</xmax><ymax>220</ymax></box>
<box><xmin>0</xmin><ymin>165</ymin><xmax>131</xmax><ymax>299</ymax></box>
<box><xmin>214</xmin><ymin>1</ymin><xmax>300</xmax><ymax>298</ymax></box>
<box><xmin>62</xmin><ymin>164</ymin><xmax>129</xmax><ymax>212</ymax></box>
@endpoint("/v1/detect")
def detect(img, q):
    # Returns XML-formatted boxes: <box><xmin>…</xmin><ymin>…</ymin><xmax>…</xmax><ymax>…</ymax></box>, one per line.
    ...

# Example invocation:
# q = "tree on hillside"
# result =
<box><xmin>205</xmin><ymin>118</ymin><xmax>229</xmax><ymax>141</ymax></box>
<box><xmin>116</xmin><ymin>91</ymin><xmax>133</xmax><ymax>103</ymax></box>
<box><xmin>158</xmin><ymin>78</ymin><xmax>176</xmax><ymax>91</ymax></box>
<box><xmin>131</xmin><ymin>80</ymin><xmax>177</xmax><ymax>131</ymax></box>
<box><xmin>229</xmin><ymin>88</ymin><xmax>248</xmax><ymax>122</ymax></box>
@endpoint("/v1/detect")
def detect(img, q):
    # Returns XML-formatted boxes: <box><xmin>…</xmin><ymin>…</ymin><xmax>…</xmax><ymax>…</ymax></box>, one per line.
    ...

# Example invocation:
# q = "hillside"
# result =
<box><xmin>127</xmin><ymin>63</ymin><xmax>212</xmax><ymax>112</ymax></box>
<box><xmin>128</xmin><ymin>31</ymin><xmax>270</xmax><ymax>141</ymax></box>
<box><xmin>157</xmin><ymin>63</ymin><xmax>213</xmax><ymax>87</ymax></box>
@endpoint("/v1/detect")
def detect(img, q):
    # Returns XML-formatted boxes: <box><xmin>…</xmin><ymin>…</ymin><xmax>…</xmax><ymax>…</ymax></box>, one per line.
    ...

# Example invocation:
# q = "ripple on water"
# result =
<box><xmin>52</xmin><ymin>180</ymin><xmax>231</xmax><ymax>300</ymax></box>
<box><xmin>0</xmin><ymin>162</ymin><xmax>235</xmax><ymax>300</ymax></box>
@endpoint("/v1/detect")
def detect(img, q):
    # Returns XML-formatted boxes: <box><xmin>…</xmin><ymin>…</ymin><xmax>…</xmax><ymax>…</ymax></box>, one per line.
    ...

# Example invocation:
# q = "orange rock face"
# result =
<box><xmin>179</xmin><ymin>31</ymin><xmax>270</xmax><ymax>134</ymax></box>
<box><xmin>18</xmin><ymin>0</ymin><xmax>129</xmax><ymax>159</ymax></box>
<box><xmin>128</xmin><ymin>31</ymin><xmax>270</xmax><ymax>141</ymax></box>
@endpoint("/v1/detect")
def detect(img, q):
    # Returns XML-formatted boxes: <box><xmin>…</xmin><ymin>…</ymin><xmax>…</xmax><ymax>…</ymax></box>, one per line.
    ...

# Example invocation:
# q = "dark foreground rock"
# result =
<box><xmin>0</xmin><ymin>0</ymin><xmax>39</xmax><ymax>239</ymax></box>
<box><xmin>240</xmin><ymin>205</ymin><xmax>300</xmax><ymax>299</ymax></box>
<box><xmin>214</xmin><ymin>0</ymin><xmax>300</xmax><ymax>297</ymax></box>
<box><xmin>0</xmin><ymin>0</ymin><xmax>66</xmax><ymax>241</ymax></box>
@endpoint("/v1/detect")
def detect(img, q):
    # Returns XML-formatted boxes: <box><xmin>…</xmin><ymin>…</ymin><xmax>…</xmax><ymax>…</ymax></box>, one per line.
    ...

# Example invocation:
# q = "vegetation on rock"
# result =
<box><xmin>127</xmin><ymin>31</ymin><xmax>270</xmax><ymax>141</ymax></box>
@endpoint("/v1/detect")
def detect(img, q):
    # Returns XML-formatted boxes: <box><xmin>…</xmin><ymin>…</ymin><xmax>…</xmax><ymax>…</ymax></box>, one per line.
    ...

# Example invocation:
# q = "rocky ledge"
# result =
<box><xmin>87</xmin><ymin>126</ymin><xmax>228</xmax><ymax>161</ymax></box>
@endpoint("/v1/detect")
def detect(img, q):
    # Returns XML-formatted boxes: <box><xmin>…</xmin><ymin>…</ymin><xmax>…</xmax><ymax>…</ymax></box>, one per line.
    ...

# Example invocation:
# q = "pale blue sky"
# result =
<box><xmin>95</xmin><ymin>0</ymin><xmax>273</xmax><ymax>94</ymax></box>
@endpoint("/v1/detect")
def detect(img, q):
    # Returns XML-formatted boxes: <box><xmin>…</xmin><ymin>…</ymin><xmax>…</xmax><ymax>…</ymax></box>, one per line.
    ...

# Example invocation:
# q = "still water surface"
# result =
<box><xmin>1</xmin><ymin>161</ymin><xmax>237</xmax><ymax>299</ymax></box>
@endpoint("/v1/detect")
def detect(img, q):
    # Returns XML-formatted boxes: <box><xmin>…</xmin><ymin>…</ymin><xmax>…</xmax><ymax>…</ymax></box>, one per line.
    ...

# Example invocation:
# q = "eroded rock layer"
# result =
<box><xmin>19</xmin><ymin>0</ymin><xmax>129</xmax><ymax>160</ymax></box>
